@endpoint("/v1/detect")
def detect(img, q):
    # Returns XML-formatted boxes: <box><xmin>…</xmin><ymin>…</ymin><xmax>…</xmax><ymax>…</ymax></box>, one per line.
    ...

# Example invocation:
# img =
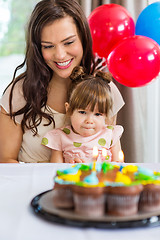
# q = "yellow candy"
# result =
<box><xmin>141</xmin><ymin>180</ymin><xmax>151</xmax><ymax>185</ymax></box>
<box><xmin>114</xmin><ymin>165</ymin><xmax>120</xmax><ymax>169</ymax></box>
<box><xmin>83</xmin><ymin>182</ymin><xmax>105</xmax><ymax>188</ymax></box>
<box><xmin>153</xmin><ymin>180</ymin><xmax>160</xmax><ymax>185</ymax></box>
<box><xmin>115</xmin><ymin>172</ymin><xmax>132</xmax><ymax>185</ymax></box>
<box><xmin>58</xmin><ymin>170</ymin><xmax>81</xmax><ymax>182</ymax></box>
<box><xmin>140</xmin><ymin>180</ymin><xmax>160</xmax><ymax>185</ymax></box>
<box><xmin>122</xmin><ymin>165</ymin><xmax>138</xmax><ymax>174</ymax></box>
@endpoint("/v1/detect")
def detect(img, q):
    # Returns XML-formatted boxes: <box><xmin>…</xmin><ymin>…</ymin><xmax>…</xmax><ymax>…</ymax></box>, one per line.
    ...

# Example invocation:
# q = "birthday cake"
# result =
<box><xmin>53</xmin><ymin>162</ymin><xmax>160</xmax><ymax>216</ymax></box>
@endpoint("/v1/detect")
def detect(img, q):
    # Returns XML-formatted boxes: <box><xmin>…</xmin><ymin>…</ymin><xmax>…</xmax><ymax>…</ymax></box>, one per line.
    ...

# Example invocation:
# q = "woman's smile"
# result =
<box><xmin>55</xmin><ymin>59</ymin><xmax>73</xmax><ymax>69</ymax></box>
<box><xmin>41</xmin><ymin>16</ymin><xmax>83</xmax><ymax>79</ymax></box>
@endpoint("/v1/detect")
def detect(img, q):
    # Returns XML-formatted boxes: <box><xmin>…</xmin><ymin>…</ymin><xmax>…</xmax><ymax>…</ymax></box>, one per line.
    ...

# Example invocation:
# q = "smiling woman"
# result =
<box><xmin>0</xmin><ymin>0</ymin><xmax>124</xmax><ymax>164</ymax></box>
<box><xmin>0</xmin><ymin>0</ymin><xmax>160</xmax><ymax>166</ymax></box>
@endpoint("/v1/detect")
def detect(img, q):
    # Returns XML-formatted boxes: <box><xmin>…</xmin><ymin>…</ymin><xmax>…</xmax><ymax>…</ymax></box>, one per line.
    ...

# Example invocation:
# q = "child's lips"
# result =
<box><xmin>83</xmin><ymin>127</ymin><xmax>94</xmax><ymax>130</ymax></box>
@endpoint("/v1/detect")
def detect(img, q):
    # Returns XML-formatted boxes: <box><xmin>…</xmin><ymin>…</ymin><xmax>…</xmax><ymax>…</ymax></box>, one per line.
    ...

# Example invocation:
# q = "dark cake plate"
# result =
<box><xmin>31</xmin><ymin>189</ymin><xmax>160</xmax><ymax>229</ymax></box>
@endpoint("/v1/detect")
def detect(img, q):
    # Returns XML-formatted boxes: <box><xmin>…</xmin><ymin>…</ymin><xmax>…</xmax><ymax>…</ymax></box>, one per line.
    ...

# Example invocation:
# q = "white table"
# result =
<box><xmin>1</xmin><ymin>163</ymin><xmax>160</xmax><ymax>240</ymax></box>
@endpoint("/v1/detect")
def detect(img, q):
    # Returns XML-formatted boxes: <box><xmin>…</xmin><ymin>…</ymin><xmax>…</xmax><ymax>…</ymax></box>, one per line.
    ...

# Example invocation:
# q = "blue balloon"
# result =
<box><xmin>136</xmin><ymin>2</ymin><xmax>160</xmax><ymax>45</ymax></box>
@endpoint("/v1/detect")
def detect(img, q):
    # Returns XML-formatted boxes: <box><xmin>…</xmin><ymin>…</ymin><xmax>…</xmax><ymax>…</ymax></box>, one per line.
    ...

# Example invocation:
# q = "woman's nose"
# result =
<box><xmin>54</xmin><ymin>46</ymin><xmax>66</xmax><ymax>60</ymax></box>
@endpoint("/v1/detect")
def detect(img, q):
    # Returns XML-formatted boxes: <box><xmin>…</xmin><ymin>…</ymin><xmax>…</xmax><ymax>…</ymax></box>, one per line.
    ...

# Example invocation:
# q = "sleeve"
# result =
<box><xmin>110</xmin><ymin>125</ymin><xmax>124</xmax><ymax>147</ymax></box>
<box><xmin>41</xmin><ymin>129</ymin><xmax>62</xmax><ymax>151</ymax></box>
<box><xmin>109</xmin><ymin>82</ymin><xmax>125</xmax><ymax>117</ymax></box>
<box><xmin>0</xmin><ymin>80</ymin><xmax>26</xmax><ymax>124</ymax></box>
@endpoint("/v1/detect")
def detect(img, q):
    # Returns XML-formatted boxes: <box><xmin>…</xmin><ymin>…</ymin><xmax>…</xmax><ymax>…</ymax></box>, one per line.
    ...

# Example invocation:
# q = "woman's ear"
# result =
<box><xmin>65</xmin><ymin>102</ymin><xmax>69</xmax><ymax>112</ymax></box>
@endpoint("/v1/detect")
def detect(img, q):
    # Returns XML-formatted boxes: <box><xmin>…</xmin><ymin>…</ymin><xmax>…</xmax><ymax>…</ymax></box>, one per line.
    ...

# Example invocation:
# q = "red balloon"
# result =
<box><xmin>88</xmin><ymin>4</ymin><xmax>135</xmax><ymax>59</ymax></box>
<box><xmin>107</xmin><ymin>36</ymin><xmax>160</xmax><ymax>87</ymax></box>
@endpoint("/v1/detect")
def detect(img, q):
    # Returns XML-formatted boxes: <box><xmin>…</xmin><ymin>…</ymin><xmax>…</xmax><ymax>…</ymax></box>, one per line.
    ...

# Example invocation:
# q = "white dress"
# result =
<box><xmin>0</xmin><ymin>80</ymin><xmax>124</xmax><ymax>163</ymax></box>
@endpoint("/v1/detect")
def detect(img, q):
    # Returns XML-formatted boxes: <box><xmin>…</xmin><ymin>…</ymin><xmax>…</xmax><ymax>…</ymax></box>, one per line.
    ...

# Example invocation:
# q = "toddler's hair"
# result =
<box><xmin>67</xmin><ymin>66</ymin><xmax>113</xmax><ymax>116</ymax></box>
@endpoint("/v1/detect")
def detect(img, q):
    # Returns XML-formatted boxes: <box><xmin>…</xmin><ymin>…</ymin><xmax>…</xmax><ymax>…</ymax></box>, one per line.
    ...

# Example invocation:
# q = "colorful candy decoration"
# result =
<box><xmin>55</xmin><ymin>163</ymin><xmax>160</xmax><ymax>187</ymax></box>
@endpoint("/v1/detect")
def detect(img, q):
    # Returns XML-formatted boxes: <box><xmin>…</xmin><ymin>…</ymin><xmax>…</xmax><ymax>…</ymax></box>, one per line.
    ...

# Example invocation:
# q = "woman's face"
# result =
<box><xmin>41</xmin><ymin>16</ymin><xmax>83</xmax><ymax>79</ymax></box>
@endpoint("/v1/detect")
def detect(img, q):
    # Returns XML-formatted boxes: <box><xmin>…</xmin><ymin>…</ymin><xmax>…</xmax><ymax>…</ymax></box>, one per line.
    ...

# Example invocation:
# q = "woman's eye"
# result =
<box><xmin>42</xmin><ymin>45</ymin><xmax>53</xmax><ymax>49</ymax></box>
<box><xmin>65</xmin><ymin>40</ymin><xmax>74</xmax><ymax>46</ymax></box>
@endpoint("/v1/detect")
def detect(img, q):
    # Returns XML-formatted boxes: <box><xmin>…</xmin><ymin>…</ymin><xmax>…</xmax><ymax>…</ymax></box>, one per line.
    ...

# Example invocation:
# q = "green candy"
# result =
<box><xmin>102</xmin><ymin>162</ymin><xmax>114</xmax><ymax>173</ymax></box>
<box><xmin>79</xmin><ymin>165</ymin><xmax>90</xmax><ymax>171</ymax></box>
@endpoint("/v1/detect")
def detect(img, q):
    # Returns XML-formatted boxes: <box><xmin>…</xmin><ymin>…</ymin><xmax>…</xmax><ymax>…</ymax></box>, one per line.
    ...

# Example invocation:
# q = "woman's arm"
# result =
<box><xmin>0</xmin><ymin>107</ymin><xmax>23</xmax><ymax>163</ymax></box>
<box><xmin>50</xmin><ymin>149</ymin><xmax>64</xmax><ymax>163</ymax></box>
<box><xmin>110</xmin><ymin>140</ymin><xmax>124</xmax><ymax>163</ymax></box>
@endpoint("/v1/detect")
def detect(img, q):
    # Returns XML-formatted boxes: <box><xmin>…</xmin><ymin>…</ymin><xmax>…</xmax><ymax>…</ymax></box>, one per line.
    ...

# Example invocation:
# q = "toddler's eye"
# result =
<box><xmin>78</xmin><ymin>110</ymin><xmax>86</xmax><ymax>114</ymax></box>
<box><xmin>95</xmin><ymin>113</ymin><xmax>102</xmax><ymax>116</ymax></box>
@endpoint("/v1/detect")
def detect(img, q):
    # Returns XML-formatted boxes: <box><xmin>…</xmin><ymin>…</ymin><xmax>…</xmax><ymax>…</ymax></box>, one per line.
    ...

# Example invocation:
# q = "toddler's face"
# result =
<box><xmin>70</xmin><ymin>105</ymin><xmax>106</xmax><ymax>137</ymax></box>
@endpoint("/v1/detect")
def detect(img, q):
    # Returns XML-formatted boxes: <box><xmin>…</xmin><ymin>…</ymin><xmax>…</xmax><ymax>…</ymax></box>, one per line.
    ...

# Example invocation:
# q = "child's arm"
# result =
<box><xmin>110</xmin><ymin>140</ymin><xmax>124</xmax><ymax>162</ymax></box>
<box><xmin>50</xmin><ymin>149</ymin><xmax>64</xmax><ymax>163</ymax></box>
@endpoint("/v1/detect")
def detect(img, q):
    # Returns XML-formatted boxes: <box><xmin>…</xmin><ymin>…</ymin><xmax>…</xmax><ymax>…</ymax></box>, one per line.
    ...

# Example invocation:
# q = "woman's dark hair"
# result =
<box><xmin>5</xmin><ymin>0</ymin><xmax>95</xmax><ymax>135</ymax></box>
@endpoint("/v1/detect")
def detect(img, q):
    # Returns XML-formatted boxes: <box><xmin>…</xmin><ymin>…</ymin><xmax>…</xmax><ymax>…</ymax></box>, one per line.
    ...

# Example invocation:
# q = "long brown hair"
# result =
<box><xmin>5</xmin><ymin>0</ymin><xmax>95</xmax><ymax>135</ymax></box>
<box><xmin>67</xmin><ymin>66</ymin><xmax>113</xmax><ymax>117</ymax></box>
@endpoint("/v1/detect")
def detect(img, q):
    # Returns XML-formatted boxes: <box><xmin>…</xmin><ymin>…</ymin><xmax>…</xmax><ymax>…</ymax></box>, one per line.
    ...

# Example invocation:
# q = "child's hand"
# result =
<box><xmin>69</xmin><ymin>157</ymin><xmax>85</xmax><ymax>164</ymax></box>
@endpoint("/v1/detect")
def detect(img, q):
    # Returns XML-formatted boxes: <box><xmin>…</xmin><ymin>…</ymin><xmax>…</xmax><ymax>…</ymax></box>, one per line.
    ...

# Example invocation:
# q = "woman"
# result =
<box><xmin>0</xmin><ymin>0</ymin><xmax>124</xmax><ymax>163</ymax></box>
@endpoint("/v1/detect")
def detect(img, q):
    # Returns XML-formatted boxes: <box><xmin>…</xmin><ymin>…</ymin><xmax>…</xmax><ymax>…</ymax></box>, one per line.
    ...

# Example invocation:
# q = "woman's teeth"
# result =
<box><xmin>56</xmin><ymin>60</ymin><xmax>71</xmax><ymax>66</ymax></box>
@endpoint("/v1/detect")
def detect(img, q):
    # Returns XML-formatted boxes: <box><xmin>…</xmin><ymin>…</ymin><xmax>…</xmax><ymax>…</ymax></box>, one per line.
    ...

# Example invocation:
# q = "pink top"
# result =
<box><xmin>42</xmin><ymin>125</ymin><xmax>124</xmax><ymax>163</ymax></box>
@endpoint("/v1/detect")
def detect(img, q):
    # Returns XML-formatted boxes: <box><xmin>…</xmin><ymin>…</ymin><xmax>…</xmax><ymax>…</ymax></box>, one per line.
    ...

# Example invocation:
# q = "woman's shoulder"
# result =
<box><xmin>0</xmin><ymin>80</ymin><xmax>26</xmax><ymax>111</ymax></box>
<box><xmin>0</xmin><ymin>80</ymin><xmax>26</xmax><ymax>124</ymax></box>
